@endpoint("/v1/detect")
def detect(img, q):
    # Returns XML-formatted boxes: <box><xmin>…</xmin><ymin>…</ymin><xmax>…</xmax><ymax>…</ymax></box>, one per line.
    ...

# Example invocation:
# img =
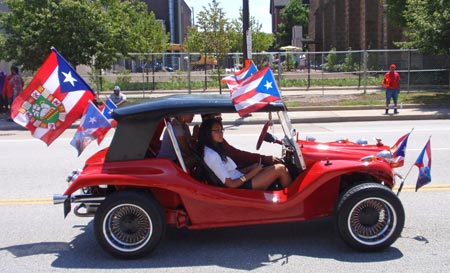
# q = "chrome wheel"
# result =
<box><xmin>336</xmin><ymin>183</ymin><xmax>405</xmax><ymax>251</ymax></box>
<box><xmin>347</xmin><ymin>197</ymin><xmax>396</xmax><ymax>245</ymax></box>
<box><xmin>94</xmin><ymin>190</ymin><xmax>166</xmax><ymax>259</ymax></box>
<box><xmin>103</xmin><ymin>204</ymin><xmax>152</xmax><ymax>253</ymax></box>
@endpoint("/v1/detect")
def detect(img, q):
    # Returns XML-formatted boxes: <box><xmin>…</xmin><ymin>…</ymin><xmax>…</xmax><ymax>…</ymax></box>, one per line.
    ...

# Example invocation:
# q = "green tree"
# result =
<box><xmin>0</xmin><ymin>0</ymin><xmax>167</xmax><ymax>71</ymax></box>
<box><xmin>229</xmin><ymin>10</ymin><xmax>275</xmax><ymax>53</ymax></box>
<box><xmin>185</xmin><ymin>0</ymin><xmax>231</xmax><ymax>59</ymax></box>
<box><xmin>395</xmin><ymin>0</ymin><xmax>450</xmax><ymax>55</ymax></box>
<box><xmin>386</xmin><ymin>0</ymin><xmax>407</xmax><ymax>27</ymax></box>
<box><xmin>276</xmin><ymin>0</ymin><xmax>309</xmax><ymax>48</ymax></box>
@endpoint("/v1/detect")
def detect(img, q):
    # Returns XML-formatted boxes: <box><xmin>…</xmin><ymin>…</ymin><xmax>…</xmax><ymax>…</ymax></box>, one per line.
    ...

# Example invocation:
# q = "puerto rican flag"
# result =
<box><xmin>415</xmin><ymin>138</ymin><xmax>432</xmax><ymax>191</ymax></box>
<box><xmin>95</xmin><ymin>98</ymin><xmax>117</xmax><ymax>144</ymax></box>
<box><xmin>230</xmin><ymin>66</ymin><xmax>281</xmax><ymax>117</ymax></box>
<box><xmin>222</xmin><ymin>59</ymin><xmax>258</xmax><ymax>90</ymax></box>
<box><xmin>70</xmin><ymin>101</ymin><xmax>112</xmax><ymax>156</ymax></box>
<box><xmin>11</xmin><ymin>48</ymin><xmax>95</xmax><ymax>145</ymax></box>
<box><xmin>100</xmin><ymin>98</ymin><xmax>117</xmax><ymax>121</ymax></box>
<box><xmin>390</xmin><ymin>132</ymin><xmax>410</xmax><ymax>168</ymax></box>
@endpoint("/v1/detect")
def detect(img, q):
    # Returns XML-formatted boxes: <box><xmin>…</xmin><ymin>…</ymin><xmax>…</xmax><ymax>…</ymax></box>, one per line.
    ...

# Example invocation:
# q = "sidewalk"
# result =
<box><xmin>2</xmin><ymin>104</ymin><xmax>449</xmax><ymax>131</ymax></box>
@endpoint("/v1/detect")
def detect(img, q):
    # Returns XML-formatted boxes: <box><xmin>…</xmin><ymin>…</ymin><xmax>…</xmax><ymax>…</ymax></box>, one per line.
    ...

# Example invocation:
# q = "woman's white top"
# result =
<box><xmin>204</xmin><ymin>146</ymin><xmax>243</xmax><ymax>184</ymax></box>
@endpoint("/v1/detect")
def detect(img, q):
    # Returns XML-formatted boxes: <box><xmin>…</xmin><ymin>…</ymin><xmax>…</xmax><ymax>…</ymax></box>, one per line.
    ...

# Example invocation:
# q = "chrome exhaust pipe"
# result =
<box><xmin>53</xmin><ymin>194</ymin><xmax>68</xmax><ymax>205</ymax></box>
<box><xmin>53</xmin><ymin>194</ymin><xmax>105</xmax><ymax>205</ymax></box>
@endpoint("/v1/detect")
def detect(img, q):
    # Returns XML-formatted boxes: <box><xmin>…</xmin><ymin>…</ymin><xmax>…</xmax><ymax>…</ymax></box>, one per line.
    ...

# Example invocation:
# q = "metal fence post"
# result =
<box><xmin>321</xmin><ymin>52</ymin><xmax>324</xmax><ymax>95</ymax></box>
<box><xmin>151</xmin><ymin>54</ymin><xmax>155</xmax><ymax>91</ymax></box>
<box><xmin>187</xmin><ymin>53</ymin><xmax>191</xmax><ymax>94</ymax></box>
<box><xmin>277</xmin><ymin>51</ymin><xmax>281</xmax><ymax>86</ymax></box>
<box><xmin>363</xmin><ymin>50</ymin><xmax>368</xmax><ymax>94</ymax></box>
<box><xmin>307</xmin><ymin>52</ymin><xmax>311</xmax><ymax>88</ymax></box>
<box><xmin>407</xmin><ymin>49</ymin><xmax>411</xmax><ymax>93</ymax></box>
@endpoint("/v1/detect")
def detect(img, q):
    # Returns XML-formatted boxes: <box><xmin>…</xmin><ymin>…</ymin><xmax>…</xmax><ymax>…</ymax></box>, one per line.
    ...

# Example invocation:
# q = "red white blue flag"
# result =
<box><xmin>70</xmin><ymin>101</ymin><xmax>112</xmax><ymax>156</ymax></box>
<box><xmin>95</xmin><ymin>98</ymin><xmax>117</xmax><ymax>144</ymax></box>
<box><xmin>100</xmin><ymin>98</ymin><xmax>117</xmax><ymax>121</ymax></box>
<box><xmin>222</xmin><ymin>59</ymin><xmax>258</xmax><ymax>90</ymax></box>
<box><xmin>390</xmin><ymin>132</ymin><xmax>410</xmax><ymax>168</ymax></box>
<box><xmin>230</xmin><ymin>66</ymin><xmax>281</xmax><ymax>117</ymax></box>
<box><xmin>415</xmin><ymin>138</ymin><xmax>432</xmax><ymax>191</ymax></box>
<box><xmin>11</xmin><ymin>48</ymin><xmax>95</xmax><ymax>145</ymax></box>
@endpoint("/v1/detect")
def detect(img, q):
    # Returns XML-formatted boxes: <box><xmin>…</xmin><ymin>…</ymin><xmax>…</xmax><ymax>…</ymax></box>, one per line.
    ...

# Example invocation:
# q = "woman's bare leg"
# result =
<box><xmin>251</xmin><ymin>164</ymin><xmax>292</xmax><ymax>190</ymax></box>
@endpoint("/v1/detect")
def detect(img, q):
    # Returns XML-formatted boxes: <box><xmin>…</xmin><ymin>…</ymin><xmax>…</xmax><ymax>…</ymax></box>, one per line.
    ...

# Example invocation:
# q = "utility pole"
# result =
<box><xmin>242</xmin><ymin>0</ymin><xmax>250</xmax><ymax>61</ymax></box>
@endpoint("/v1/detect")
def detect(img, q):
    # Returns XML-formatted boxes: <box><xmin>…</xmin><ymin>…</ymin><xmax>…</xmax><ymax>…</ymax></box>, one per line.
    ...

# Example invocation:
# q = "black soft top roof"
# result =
<box><xmin>112</xmin><ymin>94</ymin><xmax>286</xmax><ymax>122</ymax></box>
<box><xmin>106</xmin><ymin>94</ymin><xmax>286</xmax><ymax>162</ymax></box>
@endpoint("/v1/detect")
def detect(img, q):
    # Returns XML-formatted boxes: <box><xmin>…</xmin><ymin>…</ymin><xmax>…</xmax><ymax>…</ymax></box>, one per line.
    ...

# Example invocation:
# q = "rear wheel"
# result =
<box><xmin>336</xmin><ymin>183</ymin><xmax>404</xmax><ymax>251</ymax></box>
<box><xmin>94</xmin><ymin>190</ymin><xmax>166</xmax><ymax>259</ymax></box>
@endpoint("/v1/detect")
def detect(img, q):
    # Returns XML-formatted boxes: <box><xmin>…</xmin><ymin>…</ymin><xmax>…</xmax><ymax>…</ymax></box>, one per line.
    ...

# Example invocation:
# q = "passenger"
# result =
<box><xmin>193</xmin><ymin>113</ymin><xmax>282</xmax><ymax>167</ymax></box>
<box><xmin>157</xmin><ymin>114</ymin><xmax>196</xmax><ymax>169</ymax></box>
<box><xmin>197</xmin><ymin>119</ymin><xmax>292</xmax><ymax>190</ymax></box>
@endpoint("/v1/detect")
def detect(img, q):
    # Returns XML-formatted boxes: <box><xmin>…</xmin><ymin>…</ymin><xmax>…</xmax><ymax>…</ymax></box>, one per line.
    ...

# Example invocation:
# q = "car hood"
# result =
<box><xmin>299</xmin><ymin>139</ymin><xmax>390</xmax><ymax>166</ymax></box>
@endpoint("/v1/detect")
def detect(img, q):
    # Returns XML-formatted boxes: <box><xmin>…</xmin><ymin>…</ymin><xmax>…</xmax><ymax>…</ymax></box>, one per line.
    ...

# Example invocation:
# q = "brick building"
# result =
<box><xmin>142</xmin><ymin>0</ymin><xmax>191</xmax><ymax>45</ymax></box>
<box><xmin>308</xmin><ymin>0</ymin><xmax>403</xmax><ymax>52</ymax></box>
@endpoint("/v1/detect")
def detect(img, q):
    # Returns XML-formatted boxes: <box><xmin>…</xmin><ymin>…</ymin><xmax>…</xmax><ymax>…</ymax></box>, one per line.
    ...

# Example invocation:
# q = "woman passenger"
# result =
<box><xmin>197</xmin><ymin>119</ymin><xmax>292</xmax><ymax>190</ymax></box>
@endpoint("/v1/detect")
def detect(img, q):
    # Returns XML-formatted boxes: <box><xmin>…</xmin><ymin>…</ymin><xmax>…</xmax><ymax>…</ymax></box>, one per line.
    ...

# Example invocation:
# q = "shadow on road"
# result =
<box><xmin>1</xmin><ymin>219</ymin><xmax>404</xmax><ymax>270</ymax></box>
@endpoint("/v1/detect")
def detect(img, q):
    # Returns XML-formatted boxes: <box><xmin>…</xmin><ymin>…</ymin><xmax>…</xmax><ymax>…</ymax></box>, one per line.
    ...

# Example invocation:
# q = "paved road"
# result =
<box><xmin>1</xmin><ymin>121</ymin><xmax>450</xmax><ymax>273</ymax></box>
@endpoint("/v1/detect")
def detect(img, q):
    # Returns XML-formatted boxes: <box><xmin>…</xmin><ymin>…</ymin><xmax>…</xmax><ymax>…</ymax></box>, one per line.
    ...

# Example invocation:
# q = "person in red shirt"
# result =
<box><xmin>382</xmin><ymin>64</ymin><xmax>401</xmax><ymax>114</ymax></box>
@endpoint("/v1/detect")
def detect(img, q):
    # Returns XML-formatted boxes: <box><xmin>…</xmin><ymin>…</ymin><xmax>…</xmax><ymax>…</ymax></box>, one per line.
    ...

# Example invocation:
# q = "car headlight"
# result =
<box><xmin>356</xmin><ymin>138</ymin><xmax>368</xmax><ymax>145</ymax></box>
<box><xmin>360</xmin><ymin>150</ymin><xmax>391</xmax><ymax>163</ymax></box>
<box><xmin>377</xmin><ymin>150</ymin><xmax>392</xmax><ymax>163</ymax></box>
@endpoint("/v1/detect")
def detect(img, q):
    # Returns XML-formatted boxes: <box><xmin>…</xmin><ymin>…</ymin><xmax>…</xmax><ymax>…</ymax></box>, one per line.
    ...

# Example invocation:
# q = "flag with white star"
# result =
<box><xmin>390</xmin><ymin>132</ymin><xmax>411</xmax><ymax>168</ymax></box>
<box><xmin>11</xmin><ymin>48</ymin><xmax>95</xmax><ymax>145</ymax></box>
<box><xmin>415</xmin><ymin>137</ymin><xmax>432</xmax><ymax>191</ymax></box>
<box><xmin>230</xmin><ymin>66</ymin><xmax>281</xmax><ymax>117</ymax></box>
<box><xmin>221</xmin><ymin>59</ymin><xmax>258</xmax><ymax>90</ymax></box>
<box><xmin>70</xmin><ymin>101</ymin><xmax>111</xmax><ymax>156</ymax></box>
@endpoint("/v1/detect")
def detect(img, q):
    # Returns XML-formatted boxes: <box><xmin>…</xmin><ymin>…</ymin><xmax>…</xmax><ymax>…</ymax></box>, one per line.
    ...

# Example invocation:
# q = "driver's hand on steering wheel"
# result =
<box><xmin>261</xmin><ymin>156</ymin><xmax>283</xmax><ymax>165</ymax></box>
<box><xmin>271</xmin><ymin>156</ymin><xmax>283</xmax><ymax>164</ymax></box>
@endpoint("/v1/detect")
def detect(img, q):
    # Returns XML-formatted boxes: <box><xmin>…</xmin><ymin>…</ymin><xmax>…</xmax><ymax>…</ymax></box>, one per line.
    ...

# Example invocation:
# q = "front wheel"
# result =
<box><xmin>336</xmin><ymin>183</ymin><xmax>405</xmax><ymax>252</ymax></box>
<box><xmin>94</xmin><ymin>190</ymin><xmax>166</xmax><ymax>259</ymax></box>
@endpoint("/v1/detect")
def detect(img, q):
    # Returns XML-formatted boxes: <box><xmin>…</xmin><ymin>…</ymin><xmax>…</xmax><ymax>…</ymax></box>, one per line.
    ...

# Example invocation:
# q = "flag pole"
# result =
<box><xmin>397</xmin><ymin>134</ymin><xmax>432</xmax><ymax>195</ymax></box>
<box><xmin>396</xmin><ymin>164</ymin><xmax>415</xmax><ymax>196</ymax></box>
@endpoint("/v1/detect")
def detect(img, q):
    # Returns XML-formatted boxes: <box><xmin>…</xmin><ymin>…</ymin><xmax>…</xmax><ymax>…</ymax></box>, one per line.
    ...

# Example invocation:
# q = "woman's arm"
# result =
<box><xmin>224</xmin><ymin>164</ymin><xmax>263</xmax><ymax>188</ymax></box>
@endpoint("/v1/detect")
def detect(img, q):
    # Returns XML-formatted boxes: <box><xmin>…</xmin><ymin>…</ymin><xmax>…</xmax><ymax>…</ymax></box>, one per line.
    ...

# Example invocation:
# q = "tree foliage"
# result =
<box><xmin>185</xmin><ymin>0</ymin><xmax>274</xmax><ymax>58</ymax></box>
<box><xmin>386</xmin><ymin>0</ymin><xmax>407</xmax><ymax>27</ymax></box>
<box><xmin>0</xmin><ymin>0</ymin><xmax>168</xmax><ymax>71</ymax></box>
<box><xmin>395</xmin><ymin>0</ymin><xmax>450</xmax><ymax>55</ymax></box>
<box><xmin>185</xmin><ymin>0</ymin><xmax>231</xmax><ymax>59</ymax></box>
<box><xmin>229</xmin><ymin>9</ymin><xmax>275</xmax><ymax>53</ymax></box>
<box><xmin>276</xmin><ymin>0</ymin><xmax>309</xmax><ymax>48</ymax></box>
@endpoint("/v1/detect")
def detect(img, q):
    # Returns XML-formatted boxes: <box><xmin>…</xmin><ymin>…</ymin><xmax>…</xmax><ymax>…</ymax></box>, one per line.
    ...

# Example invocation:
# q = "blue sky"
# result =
<box><xmin>184</xmin><ymin>0</ymin><xmax>272</xmax><ymax>33</ymax></box>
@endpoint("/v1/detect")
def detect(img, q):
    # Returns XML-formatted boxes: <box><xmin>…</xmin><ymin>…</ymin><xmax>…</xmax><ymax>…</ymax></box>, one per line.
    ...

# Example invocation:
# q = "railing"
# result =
<box><xmin>75</xmin><ymin>49</ymin><xmax>449</xmax><ymax>96</ymax></box>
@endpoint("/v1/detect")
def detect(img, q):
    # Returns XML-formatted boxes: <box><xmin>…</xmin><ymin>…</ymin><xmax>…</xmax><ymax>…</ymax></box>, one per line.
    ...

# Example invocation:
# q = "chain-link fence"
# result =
<box><xmin>81</xmin><ymin>49</ymin><xmax>449</xmax><ymax>96</ymax></box>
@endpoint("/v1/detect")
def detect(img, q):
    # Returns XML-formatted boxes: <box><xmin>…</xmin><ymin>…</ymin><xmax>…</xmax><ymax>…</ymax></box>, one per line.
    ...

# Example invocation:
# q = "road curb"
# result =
<box><xmin>2</xmin><ymin>105</ymin><xmax>449</xmax><ymax>130</ymax></box>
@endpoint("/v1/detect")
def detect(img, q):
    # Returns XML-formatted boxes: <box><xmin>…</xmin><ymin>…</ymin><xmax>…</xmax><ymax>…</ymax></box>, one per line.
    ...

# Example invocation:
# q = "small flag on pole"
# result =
<box><xmin>222</xmin><ymin>59</ymin><xmax>258</xmax><ymax>90</ymax></box>
<box><xmin>390</xmin><ymin>132</ymin><xmax>411</xmax><ymax>168</ymax></box>
<box><xmin>70</xmin><ymin>101</ymin><xmax>112</xmax><ymax>156</ymax></box>
<box><xmin>100</xmin><ymin>98</ymin><xmax>117</xmax><ymax>121</ymax></box>
<box><xmin>415</xmin><ymin>138</ymin><xmax>432</xmax><ymax>191</ymax></box>
<box><xmin>230</xmin><ymin>66</ymin><xmax>281</xmax><ymax>117</ymax></box>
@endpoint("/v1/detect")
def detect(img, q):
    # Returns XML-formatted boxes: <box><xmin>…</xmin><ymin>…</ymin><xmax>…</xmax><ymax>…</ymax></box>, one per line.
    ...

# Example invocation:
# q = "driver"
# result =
<box><xmin>193</xmin><ymin>113</ymin><xmax>282</xmax><ymax>168</ymax></box>
<box><xmin>197</xmin><ymin>118</ymin><xmax>292</xmax><ymax>190</ymax></box>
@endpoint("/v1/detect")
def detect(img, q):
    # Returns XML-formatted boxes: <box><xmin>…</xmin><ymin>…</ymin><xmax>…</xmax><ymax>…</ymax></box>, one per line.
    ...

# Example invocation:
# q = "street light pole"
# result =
<box><xmin>242</xmin><ymin>0</ymin><xmax>249</xmax><ymax>61</ymax></box>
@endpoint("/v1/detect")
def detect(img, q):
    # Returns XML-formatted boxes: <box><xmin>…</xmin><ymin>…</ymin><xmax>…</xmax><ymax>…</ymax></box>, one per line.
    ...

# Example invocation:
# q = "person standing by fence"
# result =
<box><xmin>382</xmin><ymin>64</ymin><xmax>401</xmax><ymax>115</ymax></box>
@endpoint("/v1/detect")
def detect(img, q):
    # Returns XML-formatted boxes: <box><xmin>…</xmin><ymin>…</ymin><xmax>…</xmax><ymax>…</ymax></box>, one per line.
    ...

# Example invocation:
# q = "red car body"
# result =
<box><xmin>54</xmin><ymin>94</ymin><xmax>404</xmax><ymax>259</ymax></box>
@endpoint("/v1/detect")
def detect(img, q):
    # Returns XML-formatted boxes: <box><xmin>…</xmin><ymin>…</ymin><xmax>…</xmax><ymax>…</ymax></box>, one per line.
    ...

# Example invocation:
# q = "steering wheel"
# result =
<box><xmin>256</xmin><ymin>121</ymin><xmax>271</xmax><ymax>150</ymax></box>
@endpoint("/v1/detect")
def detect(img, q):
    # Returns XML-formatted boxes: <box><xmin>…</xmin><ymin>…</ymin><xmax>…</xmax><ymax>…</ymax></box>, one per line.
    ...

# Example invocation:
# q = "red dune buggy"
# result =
<box><xmin>54</xmin><ymin>94</ymin><xmax>404</xmax><ymax>259</ymax></box>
